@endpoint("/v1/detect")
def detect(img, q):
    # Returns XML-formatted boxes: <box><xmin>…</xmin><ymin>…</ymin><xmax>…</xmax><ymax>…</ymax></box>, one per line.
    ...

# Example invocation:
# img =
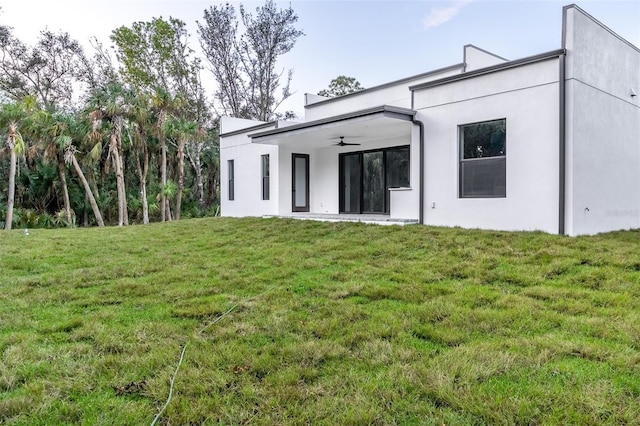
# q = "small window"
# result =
<box><xmin>228</xmin><ymin>160</ymin><xmax>235</xmax><ymax>201</ymax></box>
<box><xmin>459</xmin><ymin>119</ymin><xmax>506</xmax><ymax>198</ymax></box>
<box><xmin>261</xmin><ymin>154</ymin><xmax>270</xmax><ymax>200</ymax></box>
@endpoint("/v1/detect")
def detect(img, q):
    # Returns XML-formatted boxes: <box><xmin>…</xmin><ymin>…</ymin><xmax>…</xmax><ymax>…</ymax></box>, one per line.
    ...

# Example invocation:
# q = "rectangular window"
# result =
<box><xmin>459</xmin><ymin>119</ymin><xmax>506</xmax><ymax>198</ymax></box>
<box><xmin>228</xmin><ymin>159</ymin><xmax>235</xmax><ymax>201</ymax></box>
<box><xmin>261</xmin><ymin>154</ymin><xmax>270</xmax><ymax>200</ymax></box>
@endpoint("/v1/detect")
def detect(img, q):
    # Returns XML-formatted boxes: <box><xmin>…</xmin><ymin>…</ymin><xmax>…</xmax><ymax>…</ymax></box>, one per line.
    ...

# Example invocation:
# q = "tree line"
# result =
<box><xmin>0</xmin><ymin>1</ymin><xmax>303</xmax><ymax>229</ymax></box>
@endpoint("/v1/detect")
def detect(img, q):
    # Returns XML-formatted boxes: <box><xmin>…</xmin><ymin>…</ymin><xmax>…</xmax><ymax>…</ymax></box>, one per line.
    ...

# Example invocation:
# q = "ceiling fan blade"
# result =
<box><xmin>332</xmin><ymin>136</ymin><xmax>362</xmax><ymax>147</ymax></box>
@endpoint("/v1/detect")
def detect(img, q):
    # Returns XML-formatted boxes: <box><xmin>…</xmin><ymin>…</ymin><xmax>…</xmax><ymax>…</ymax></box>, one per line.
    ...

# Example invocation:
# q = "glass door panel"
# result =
<box><xmin>363</xmin><ymin>151</ymin><xmax>385</xmax><ymax>213</ymax></box>
<box><xmin>385</xmin><ymin>147</ymin><xmax>410</xmax><ymax>213</ymax></box>
<box><xmin>340</xmin><ymin>153</ymin><xmax>361</xmax><ymax>213</ymax></box>
<box><xmin>292</xmin><ymin>154</ymin><xmax>309</xmax><ymax>212</ymax></box>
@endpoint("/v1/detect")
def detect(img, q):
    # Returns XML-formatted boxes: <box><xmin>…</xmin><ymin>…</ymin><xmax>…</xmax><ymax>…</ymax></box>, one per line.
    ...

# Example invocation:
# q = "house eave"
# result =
<box><xmin>219</xmin><ymin>121</ymin><xmax>278</xmax><ymax>138</ymax></box>
<box><xmin>249</xmin><ymin>105</ymin><xmax>416</xmax><ymax>143</ymax></box>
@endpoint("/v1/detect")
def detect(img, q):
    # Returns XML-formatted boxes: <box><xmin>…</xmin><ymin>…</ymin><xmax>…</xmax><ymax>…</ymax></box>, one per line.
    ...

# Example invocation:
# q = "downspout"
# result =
<box><xmin>414</xmin><ymin>118</ymin><xmax>425</xmax><ymax>225</ymax></box>
<box><xmin>411</xmin><ymin>89</ymin><xmax>425</xmax><ymax>225</ymax></box>
<box><xmin>558</xmin><ymin>5</ymin><xmax>571</xmax><ymax>235</ymax></box>
<box><xmin>558</xmin><ymin>52</ymin><xmax>566</xmax><ymax>235</ymax></box>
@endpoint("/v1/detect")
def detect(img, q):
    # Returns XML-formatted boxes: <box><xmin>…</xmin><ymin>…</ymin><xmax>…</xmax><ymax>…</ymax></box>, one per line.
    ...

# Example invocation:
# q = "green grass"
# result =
<box><xmin>1</xmin><ymin>217</ymin><xmax>639</xmax><ymax>425</ymax></box>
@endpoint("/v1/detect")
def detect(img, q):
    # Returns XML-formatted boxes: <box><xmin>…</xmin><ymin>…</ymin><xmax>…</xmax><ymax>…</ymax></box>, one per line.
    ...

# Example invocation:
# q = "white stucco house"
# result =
<box><xmin>219</xmin><ymin>4</ymin><xmax>640</xmax><ymax>236</ymax></box>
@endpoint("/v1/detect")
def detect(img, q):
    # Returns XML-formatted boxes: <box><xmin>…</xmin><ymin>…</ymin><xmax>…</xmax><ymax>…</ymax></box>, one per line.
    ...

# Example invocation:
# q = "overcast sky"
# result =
<box><xmin>2</xmin><ymin>0</ymin><xmax>639</xmax><ymax>119</ymax></box>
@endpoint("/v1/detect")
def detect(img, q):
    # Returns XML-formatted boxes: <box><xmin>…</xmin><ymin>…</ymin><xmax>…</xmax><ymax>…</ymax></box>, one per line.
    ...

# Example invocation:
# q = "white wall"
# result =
<box><xmin>220</xmin><ymin>122</ymin><xmax>279</xmax><ymax>217</ymax></box>
<box><xmin>304</xmin><ymin>67</ymin><xmax>462</xmax><ymax>122</ymax></box>
<box><xmin>221</xmin><ymin>116</ymin><xmax>268</xmax><ymax>134</ymax></box>
<box><xmin>464</xmin><ymin>45</ymin><xmax>507</xmax><ymax>71</ymax></box>
<box><xmin>564</xmin><ymin>6</ymin><xmax>640</xmax><ymax>235</ymax></box>
<box><xmin>414</xmin><ymin>58</ymin><xmax>561</xmax><ymax>233</ymax></box>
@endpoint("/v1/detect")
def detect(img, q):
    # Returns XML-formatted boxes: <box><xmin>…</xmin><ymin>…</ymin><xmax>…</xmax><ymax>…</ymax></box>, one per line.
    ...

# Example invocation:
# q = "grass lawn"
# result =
<box><xmin>1</xmin><ymin>217</ymin><xmax>639</xmax><ymax>425</ymax></box>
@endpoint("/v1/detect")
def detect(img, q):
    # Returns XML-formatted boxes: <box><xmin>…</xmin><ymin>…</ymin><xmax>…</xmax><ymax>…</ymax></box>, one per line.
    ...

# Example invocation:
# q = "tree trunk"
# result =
<box><xmin>186</xmin><ymin>142</ymin><xmax>205</xmax><ymax>212</ymax></box>
<box><xmin>120</xmin><ymin>151</ymin><xmax>129</xmax><ymax>225</ymax></box>
<box><xmin>5</xmin><ymin>148</ymin><xmax>17</xmax><ymax>230</ymax></box>
<box><xmin>159</xmin><ymin>111</ymin><xmax>167</xmax><ymax>222</ymax></box>
<box><xmin>119</xmin><ymin>137</ymin><xmax>129</xmax><ymax>226</ymax></box>
<box><xmin>166</xmin><ymin>202</ymin><xmax>172</xmax><ymax>221</ymax></box>
<box><xmin>175</xmin><ymin>140</ymin><xmax>185</xmax><ymax>220</ymax></box>
<box><xmin>135</xmin><ymin>142</ymin><xmax>150</xmax><ymax>225</ymax></box>
<box><xmin>71</xmin><ymin>154</ymin><xmax>104</xmax><ymax>227</ymax></box>
<box><xmin>57</xmin><ymin>162</ymin><xmax>72</xmax><ymax>226</ymax></box>
<box><xmin>195</xmin><ymin>150</ymin><xmax>205</xmax><ymax>211</ymax></box>
<box><xmin>84</xmin><ymin>192</ymin><xmax>89</xmax><ymax>227</ymax></box>
<box><xmin>111</xmin><ymin>135</ymin><xmax>125</xmax><ymax>227</ymax></box>
<box><xmin>113</xmin><ymin>116</ymin><xmax>128</xmax><ymax>226</ymax></box>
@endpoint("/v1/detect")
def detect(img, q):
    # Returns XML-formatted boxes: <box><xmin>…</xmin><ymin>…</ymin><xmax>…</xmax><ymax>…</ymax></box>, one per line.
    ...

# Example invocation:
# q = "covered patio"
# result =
<box><xmin>266</xmin><ymin>212</ymin><xmax>419</xmax><ymax>226</ymax></box>
<box><xmin>249</xmin><ymin>105</ymin><xmax>421</xmax><ymax>221</ymax></box>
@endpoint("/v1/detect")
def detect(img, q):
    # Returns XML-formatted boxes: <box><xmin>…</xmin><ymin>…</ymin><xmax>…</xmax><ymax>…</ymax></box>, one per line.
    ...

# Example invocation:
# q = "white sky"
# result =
<box><xmin>1</xmin><ymin>0</ymin><xmax>639</xmax><ymax>119</ymax></box>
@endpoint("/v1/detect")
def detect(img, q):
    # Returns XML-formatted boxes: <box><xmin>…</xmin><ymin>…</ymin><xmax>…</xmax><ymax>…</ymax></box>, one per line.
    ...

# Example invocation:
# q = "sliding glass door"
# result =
<box><xmin>339</xmin><ymin>146</ymin><xmax>409</xmax><ymax>214</ymax></box>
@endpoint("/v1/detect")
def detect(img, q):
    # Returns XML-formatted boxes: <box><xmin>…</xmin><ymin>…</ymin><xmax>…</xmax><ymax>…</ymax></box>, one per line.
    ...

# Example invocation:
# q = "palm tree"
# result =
<box><xmin>166</xmin><ymin>116</ymin><xmax>197</xmax><ymax>220</ymax></box>
<box><xmin>54</xmin><ymin>113</ymin><xmax>105</xmax><ymax>227</ymax></box>
<box><xmin>87</xmin><ymin>82</ymin><xmax>133</xmax><ymax>226</ymax></box>
<box><xmin>151</xmin><ymin>87</ymin><xmax>183</xmax><ymax>222</ymax></box>
<box><xmin>28</xmin><ymin>109</ymin><xmax>74</xmax><ymax>226</ymax></box>
<box><xmin>0</xmin><ymin>97</ymin><xmax>35</xmax><ymax>230</ymax></box>
<box><xmin>128</xmin><ymin>93</ymin><xmax>152</xmax><ymax>224</ymax></box>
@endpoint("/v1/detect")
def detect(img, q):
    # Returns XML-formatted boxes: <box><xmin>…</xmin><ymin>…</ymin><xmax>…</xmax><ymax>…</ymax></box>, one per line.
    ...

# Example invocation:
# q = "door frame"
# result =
<box><xmin>291</xmin><ymin>153</ymin><xmax>310</xmax><ymax>212</ymax></box>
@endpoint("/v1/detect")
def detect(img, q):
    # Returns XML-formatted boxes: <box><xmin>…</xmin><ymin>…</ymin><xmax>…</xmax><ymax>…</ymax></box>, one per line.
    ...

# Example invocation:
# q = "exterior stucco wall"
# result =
<box><xmin>414</xmin><ymin>59</ymin><xmax>560</xmax><ymax>233</ymax></box>
<box><xmin>221</xmin><ymin>116</ymin><xmax>268</xmax><ymax>134</ymax></box>
<box><xmin>220</xmin><ymin>120</ymin><xmax>279</xmax><ymax>217</ymax></box>
<box><xmin>564</xmin><ymin>6</ymin><xmax>640</xmax><ymax>235</ymax></box>
<box><xmin>464</xmin><ymin>45</ymin><xmax>507</xmax><ymax>72</ymax></box>
<box><xmin>304</xmin><ymin>67</ymin><xmax>461</xmax><ymax>122</ymax></box>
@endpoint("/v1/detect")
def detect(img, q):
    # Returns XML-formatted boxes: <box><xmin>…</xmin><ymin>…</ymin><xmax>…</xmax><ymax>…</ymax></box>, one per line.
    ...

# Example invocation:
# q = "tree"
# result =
<box><xmin>111</xmin><ymin>17</ymin><xmax>203</xmax><ymax>222</ymax></box>
<box><xmin>166</xmin><ymin>116</ymin><xmax>197</xmax><ymax>220</ymax></box>
<box><xmin>80</xmin><ymin>37</ymin><xmax>119</xmax><ymax>94</ymax></box>
<box><xmin>318</xmin><ymin>76</ymin><xmax>364</xmax><ymax>98</ymax></box>
<box><xmin>151</xmin><ymin>88</ymin><xmax>183</xmax><ymax>222</ymax></box>
<box><xmin>110</xmin><ymin>17</ymin><xmax>202</xmax><ymax>101</ymax></box>
<box><xmin>29</xmin><ymin>109</ymin><xmax>74</xmax><ymax>226</ymax></box>
<box><xmin>185</xmin><ymin>125</ymin><xmax>211</xmax><ymax>213</ymax></box>
<box><xmin>0</xmin><ymin>9</ymin><xmax>10</xmax><ymax>61</ymax></box>
<box><xmin>0</xmin><ymin>30</ymin><xmax>87</xmax><ymax>110</ymax></box>
<box><xmin>86</xmin><ymin>82</ymin><xmax>134</xmax><ymax>226</ymax></box>
<box><xmin>128</xmin><ymin>93</ymin><xmax>152</xmax><ymax>224</ymax></box>
<box><xmin>0</xmin><ymin>99</ymin><xmax>32</xmax><ymax>229</ymax></box>
<box><xmin>197</xmin><ymin>0</ymin><xmax>304</xmax><ymax>121</ymax></box>
<box><xmin>54</xmin><ymin>114</ymin><xmax>105</xmax><ymax>227</ymax></box>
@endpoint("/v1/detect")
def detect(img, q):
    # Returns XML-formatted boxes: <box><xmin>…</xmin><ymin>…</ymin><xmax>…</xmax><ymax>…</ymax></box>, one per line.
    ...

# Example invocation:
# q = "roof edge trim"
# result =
<box><xmin>410</xmin><ymin>49</ymin><xmax>566</xmax><ymax>91</ymax></box>
<box><xmin>219</xmin><ymin>121</ymin><xmax>278</xmax><ymax>138</ymax></box>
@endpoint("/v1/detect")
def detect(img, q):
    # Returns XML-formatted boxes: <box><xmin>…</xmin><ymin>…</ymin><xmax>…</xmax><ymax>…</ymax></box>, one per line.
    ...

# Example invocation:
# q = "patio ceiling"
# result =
<box><xmin>249</xmin><ymin>105</ymin><xmax>415</xmax><ymax>149</ymax></box>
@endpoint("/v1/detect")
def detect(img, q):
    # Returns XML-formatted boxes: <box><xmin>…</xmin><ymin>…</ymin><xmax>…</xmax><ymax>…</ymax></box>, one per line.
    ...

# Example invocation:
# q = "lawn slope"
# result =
<box><xmin>1</xmin><ymin>218</ymin><xmax>639</xmax><ymax>424</ymax></box>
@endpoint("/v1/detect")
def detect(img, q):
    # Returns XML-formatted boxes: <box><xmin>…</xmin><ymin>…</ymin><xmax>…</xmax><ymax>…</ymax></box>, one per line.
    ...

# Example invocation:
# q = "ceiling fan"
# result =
<box><xmin>333</xmin><ymin>136</ymin><xmax>361</xmax><ymax>147</ymax></box>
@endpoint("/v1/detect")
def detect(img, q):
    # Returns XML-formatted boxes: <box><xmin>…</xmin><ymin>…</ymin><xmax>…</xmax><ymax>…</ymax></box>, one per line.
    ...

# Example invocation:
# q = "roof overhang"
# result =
<box><xmin>249</xmin><ymin>105</ymin><xmax>416</xmax><ymax>148</ymax></box>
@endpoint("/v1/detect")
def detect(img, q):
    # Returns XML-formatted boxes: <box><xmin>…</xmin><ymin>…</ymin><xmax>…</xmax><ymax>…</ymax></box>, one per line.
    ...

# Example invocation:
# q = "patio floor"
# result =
<box><xmin>266</xmin><ymin>213</ymin><xmax>419</xmax><ymax>226</ymax></box>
